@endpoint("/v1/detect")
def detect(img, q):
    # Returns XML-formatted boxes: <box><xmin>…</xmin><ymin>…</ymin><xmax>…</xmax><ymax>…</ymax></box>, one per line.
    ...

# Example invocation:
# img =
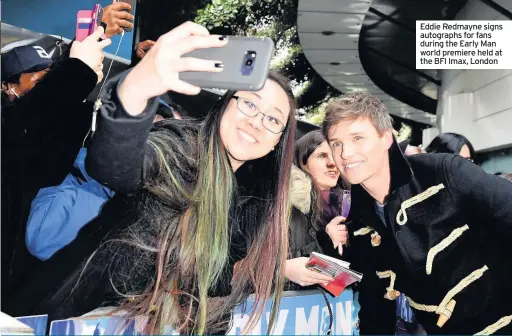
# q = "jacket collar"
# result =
<box><xmin>347</xmin><ymin>137</ymin><xmax>414</xmax><ymax>221</ymax></box>
<box><xmin>389</xmin><ymin>137</ymin><xmax>414</xmax><ymax>193</ymax></box>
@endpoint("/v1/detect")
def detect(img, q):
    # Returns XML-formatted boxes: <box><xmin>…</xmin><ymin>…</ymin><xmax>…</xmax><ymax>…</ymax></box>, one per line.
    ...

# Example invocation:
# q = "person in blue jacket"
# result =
<box><xmin>25</xmin><ymin>100</ymin><xmax>181</xmax><ymax>260</ymax></box>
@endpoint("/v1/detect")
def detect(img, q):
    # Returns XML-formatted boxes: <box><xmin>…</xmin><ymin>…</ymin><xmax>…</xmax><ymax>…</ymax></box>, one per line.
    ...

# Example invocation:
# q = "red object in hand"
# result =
<box><xmin>306</xmin><ymin>252</ymin><xmax>362</xmax><ymax>297</ymax></box>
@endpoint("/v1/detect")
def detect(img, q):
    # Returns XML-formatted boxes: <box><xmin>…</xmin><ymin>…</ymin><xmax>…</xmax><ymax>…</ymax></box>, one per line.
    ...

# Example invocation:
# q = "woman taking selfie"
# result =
<box><xmin>286</xmin><ymin>131</ymin><xmax>349</xmax><ymax>289</ymax></box>
<box><xmin>5</xmin><ymin>22</ymin><xmax>296</xmax><ymax>335</ymax></box>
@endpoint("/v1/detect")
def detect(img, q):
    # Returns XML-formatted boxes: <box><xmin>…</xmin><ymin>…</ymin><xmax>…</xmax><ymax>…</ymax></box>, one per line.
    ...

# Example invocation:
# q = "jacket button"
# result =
<box><xmin>384</xmin><ymin>289</ymin><xmax>401</xmax><ymax>300</ymax></box>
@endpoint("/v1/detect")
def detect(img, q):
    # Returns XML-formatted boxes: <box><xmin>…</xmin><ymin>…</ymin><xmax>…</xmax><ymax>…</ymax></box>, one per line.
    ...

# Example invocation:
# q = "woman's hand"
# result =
<box><xmin>285</xmin><ymin>257</ymin><xmax>334</xmax><ymax>287</ymax></box>
<box><xmin>70</xmin><ymin>26</ymin><xmax>111</xmax><ymax>83</ymax></box>
<box><xmin>119</xmin><ymin>21</ymin><xmax>227</xmax><ymax>116</ymax></box>
<box><xmin>325</xmin><ymin>216</ymin><xmax>348</xmax><ymax>255</ymax></box>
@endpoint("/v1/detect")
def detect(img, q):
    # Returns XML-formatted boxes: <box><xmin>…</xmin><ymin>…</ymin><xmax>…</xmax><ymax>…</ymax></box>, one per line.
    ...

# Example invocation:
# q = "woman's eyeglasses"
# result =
<box><xmin>232</xmin><ymin>95</ymin><xmax>285</xmax><ymax>134</ymax></box>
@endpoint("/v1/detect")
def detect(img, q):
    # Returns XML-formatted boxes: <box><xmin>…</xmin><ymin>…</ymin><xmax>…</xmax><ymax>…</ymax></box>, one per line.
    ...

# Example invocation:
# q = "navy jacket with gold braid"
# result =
<box><xmin>344</xmin><ymin>139</ymin><xmax>512</xmax><ymax>335</ymax></box>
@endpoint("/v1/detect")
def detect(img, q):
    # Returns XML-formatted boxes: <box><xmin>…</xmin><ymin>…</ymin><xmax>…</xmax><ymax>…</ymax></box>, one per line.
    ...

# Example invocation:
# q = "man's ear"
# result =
<box><xmin>384</xmin><ymin>129</ymin><xmax>393</xmax><ymax>150</ymax></box>
<box><xmin>1</xmin><ymin>82</ymin><xmax>10</xmax><ymax>94</ymax></box>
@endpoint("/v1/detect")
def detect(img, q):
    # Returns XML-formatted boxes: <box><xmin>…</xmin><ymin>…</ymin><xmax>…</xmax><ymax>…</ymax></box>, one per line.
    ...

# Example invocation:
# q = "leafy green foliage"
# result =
<box><xmin>193</xmin><ymin>0</ymin><xmax>333</xmax><ymax>117</ymax></box>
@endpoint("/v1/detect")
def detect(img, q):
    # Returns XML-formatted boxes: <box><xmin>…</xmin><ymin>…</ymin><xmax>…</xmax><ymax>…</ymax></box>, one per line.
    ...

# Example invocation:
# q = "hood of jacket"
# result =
<box><xmin>291</xmin><ymin>164</ymin><xmax>313</xmax><ymax>215</ymax></box>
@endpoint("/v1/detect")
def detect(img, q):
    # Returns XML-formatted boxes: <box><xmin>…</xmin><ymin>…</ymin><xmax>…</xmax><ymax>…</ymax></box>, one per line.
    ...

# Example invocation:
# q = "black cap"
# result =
<box><xmin>2</xmin><ymin>45</ymin><xmax>53</xmax><ymax>80</ymax></box>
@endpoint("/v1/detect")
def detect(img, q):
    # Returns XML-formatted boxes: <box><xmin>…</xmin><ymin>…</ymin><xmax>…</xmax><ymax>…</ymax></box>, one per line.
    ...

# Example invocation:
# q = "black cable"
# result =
<box><xmin>320</xmin><ymin>288</ymin><xmax>333</xmax><ymax>335</ymax></box>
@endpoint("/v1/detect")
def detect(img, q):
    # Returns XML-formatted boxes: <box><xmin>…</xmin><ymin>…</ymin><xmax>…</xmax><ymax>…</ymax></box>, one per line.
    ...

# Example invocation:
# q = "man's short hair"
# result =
<box><xmin>322</xmin><ymin>92</ymin><xmax>393</xmax><ymax>139</ymax></box>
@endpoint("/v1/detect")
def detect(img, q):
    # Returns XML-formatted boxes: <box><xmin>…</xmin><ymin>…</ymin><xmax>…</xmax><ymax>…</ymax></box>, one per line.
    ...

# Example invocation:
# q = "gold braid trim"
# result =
<box><xmin>439</xmin><ymin>265</ymin><xmax>488</xmax><ymax>309</ymax></box>
<box><xmin>475</xmin><ymin>315</ymin><xmax>512</xmax><ymax>335</ymax></box>
<box><xmin>406</xmin><ymin>265</ymin><xmax>489</xmax><ymax>327</ymax></box>
<box><xmin>406</xmin><ymin>296</ymin><xmax>439</xmax><ymax>313</ymax></box>
<box><xmin>354</xmin><ymin>227</ymin><xmax>374</xmax><ymax>236</ymax></box>
<box><xmin>396</xmin><ymin>184</ymin><xmax>445</xmax><ymax>225</ymax></box>
<box><xmin>426</xmin><ymin>225</ymin><xmax>470</xmax><ymax>275</ymax></box>
<box><xmin>376</xmin><ymin>270</ymin><xmax>400</xmax><ymax>300</ymax></box>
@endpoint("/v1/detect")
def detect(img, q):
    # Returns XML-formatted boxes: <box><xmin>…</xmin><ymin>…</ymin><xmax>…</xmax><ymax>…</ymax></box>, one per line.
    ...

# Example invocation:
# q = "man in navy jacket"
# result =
<box><xmin>323</xmin><ymin>92</ymin><xmax>512</xmax><ymax>335</ymax></box>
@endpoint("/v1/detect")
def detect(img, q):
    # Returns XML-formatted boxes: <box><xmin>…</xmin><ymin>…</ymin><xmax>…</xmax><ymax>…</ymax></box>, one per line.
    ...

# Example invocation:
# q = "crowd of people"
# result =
<box><xmin>2</xmin><ymin>4</ymin><xmax>512</xmax><ymax>335</ymax></box>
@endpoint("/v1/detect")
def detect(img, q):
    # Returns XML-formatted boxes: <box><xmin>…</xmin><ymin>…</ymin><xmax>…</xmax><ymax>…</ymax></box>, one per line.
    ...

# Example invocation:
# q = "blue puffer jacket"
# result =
<box><xmin>25</xmin><ymin>148</ymin><xmax>115</xmax><ymax>260</ymax></box>
<box><xmin>25</xmin><ymin>99</ymin><xmax>177</xmax><ymax>261</ymax></box>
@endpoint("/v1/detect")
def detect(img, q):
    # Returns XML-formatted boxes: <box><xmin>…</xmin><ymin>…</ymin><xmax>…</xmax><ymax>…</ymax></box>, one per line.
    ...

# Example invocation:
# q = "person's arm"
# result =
<box><xmin>443</xmin><ymin>154</ymin><xmax>512</xmax><ymax>236</ymax></box>
<box><xmin>86</xmin><ymin>22</ymin><xmax>227</xmax><ymax>193</ymax></box>
<box><xmin>85</xmin><ymin>70</ymin><xmax>159</xmax><ymax>193</ymax></box>
<box><xmin>11</xmin><ymin>28</ymin><xmax>110</xmax><ymax>151</ymax></box>
<box><xmin>15</xmin><ymin>58</ymin><xmax>96</xmax><ymax>128</ymax></box>
<box><xmin>100</xmin><ymin>2</ymin><xmax>135</xmax><ymax>37</ymax></box>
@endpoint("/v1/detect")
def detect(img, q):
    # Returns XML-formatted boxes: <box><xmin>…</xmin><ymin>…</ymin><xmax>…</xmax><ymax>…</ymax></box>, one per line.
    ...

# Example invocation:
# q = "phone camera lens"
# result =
<box><xmin>246</xmin><ymin>59</ymin><xmax>253</xmax><ymax>66</ymax></box>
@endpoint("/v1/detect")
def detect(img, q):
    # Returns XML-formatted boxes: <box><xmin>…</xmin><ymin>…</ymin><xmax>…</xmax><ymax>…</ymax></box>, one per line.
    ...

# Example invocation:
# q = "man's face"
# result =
<box><xmin>6</xmin><ymin>69</ymin><xmax>49</xmax><ymax>100</ymax></box>
<box><xmin>327</xmin><ymin>117</ymin><xmax>392</xmax><ymax>185</ymax></box>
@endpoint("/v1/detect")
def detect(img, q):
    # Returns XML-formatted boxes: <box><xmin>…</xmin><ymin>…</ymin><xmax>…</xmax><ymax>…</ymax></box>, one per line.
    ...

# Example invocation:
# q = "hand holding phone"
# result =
<box><xmin>102</xmin><ymin>0</ymin><xmax>135</xmax><ymax>35</ymax></box>
<box><xmin>179</xmin><ymin>36</ymin><xmax>274</xmax><ymax>91</ymax></box>
<box><xmin>114</xmin><ymin>0</ymin><xmax>135</xmax><ymax>13</ymax></box>
<box><xmin>70</xmin><ymin>27</ymin><xmax>112</xmax><ymax>82</ymax></box>
<box><xmin>325</xmin><ymin>216</ymin><xmax>348</xmax><ymax>256</ymax></box>
<box><xmin>118</xmin><ymin>22</ymin><xmax>228</xmax><ymax>116</ymax></box>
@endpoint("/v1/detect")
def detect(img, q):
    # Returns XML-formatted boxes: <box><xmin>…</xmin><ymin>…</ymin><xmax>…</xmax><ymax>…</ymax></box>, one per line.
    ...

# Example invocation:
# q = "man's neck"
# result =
<box><xmin>361</xmin><ymin>159</ymin><xmax>391</xmax><ymax>205</ymax></box>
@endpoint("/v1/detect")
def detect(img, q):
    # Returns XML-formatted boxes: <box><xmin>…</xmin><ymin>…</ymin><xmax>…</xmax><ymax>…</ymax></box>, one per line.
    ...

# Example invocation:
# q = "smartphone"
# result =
<box><xmin>179</xmin><ymin>36</ymin><xmax>274</xmax><ymax>91</ymax></box>
<box><xmin>76</xmin><ymin>5</ymin><xmax>101</xmax><ymax>42</ymax></box>
<box><xmin>340</xmin><ymin>190</ymin><xmax>351</xmax><ymax>218</ymax></box>
<box><xmin>114</xmin><ymin>0</ymin><xmax>135</xmax><ymax>32</ymax></box>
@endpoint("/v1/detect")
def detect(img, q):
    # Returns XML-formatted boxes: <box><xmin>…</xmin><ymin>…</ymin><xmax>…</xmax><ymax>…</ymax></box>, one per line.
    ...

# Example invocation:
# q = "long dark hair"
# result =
<box><xmin>425</xmin><ymin>132</ymin><xmax>476</xmax><ymax>159</ymax></box>
<box><xmin>104</xmin><ymin>71</ymin><xmax>296</xmax><ymax>334</ymax></box>
<box><xmin>294</xmin><ymin>130</ymin><xmax>346</xmax><ymax>229</ymax></box>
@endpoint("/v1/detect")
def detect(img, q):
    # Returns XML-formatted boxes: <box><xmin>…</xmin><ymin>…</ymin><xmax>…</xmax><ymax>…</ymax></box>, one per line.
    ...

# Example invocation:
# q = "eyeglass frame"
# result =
<box><xmin>231</xmin><ymin>95</ymin><xmax>286</xmax><ymax>134</ymax></box>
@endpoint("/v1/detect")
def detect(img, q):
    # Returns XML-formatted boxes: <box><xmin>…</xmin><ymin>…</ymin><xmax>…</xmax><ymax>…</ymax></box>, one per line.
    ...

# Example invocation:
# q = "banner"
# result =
<box><xmin>43</xmin><ymin>289</ymin><xmax>359</xmax><ymax>335</ymax></box>
<box><xmin>16</xmin><ymin>315</ymin><xmax>49</xmax><ymax>335</ymax></box>
<box><xmin>50</xmin><ymin>314</ymin><xmax>147</xmax><ymax>336</ymax></box>
<box><xmin>229</xmin><ymin>289</ymin><xmax>359</xmax><ymax>335</ymax></box>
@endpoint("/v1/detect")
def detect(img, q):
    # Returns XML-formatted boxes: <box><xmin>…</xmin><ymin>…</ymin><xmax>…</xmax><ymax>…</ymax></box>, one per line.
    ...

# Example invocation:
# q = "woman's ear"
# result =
<box><xmin>302</xmin><ymin>162</ymin><xmax>311</xmax><ymax>174</ymax></box>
